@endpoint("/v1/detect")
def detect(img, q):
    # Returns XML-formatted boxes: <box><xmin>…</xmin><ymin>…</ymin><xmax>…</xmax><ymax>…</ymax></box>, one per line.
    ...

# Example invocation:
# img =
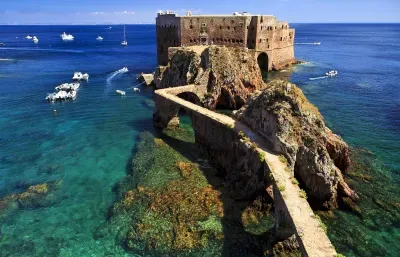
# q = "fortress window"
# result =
<box><xmin>220</xmin><ymin>26</ymin><xmax>222</xmax><ymax>29</ymax></box>
<box><xmin>190</xmin><ymin>39</ymin><xmax>193</xmax><ymax>42</ymax></box>
<box><xmin>227</xmin><ymin>26</ymin><xmax>230</xmax><ymax>30</ymax></box>
<box><xmin>259</xmin><ymin>39</ymin><xmax>262</xmax><ymax>43</ymax></box>
<box><xmin>240</xmin><ymin>39</ymin><xmax>243</xmax><ymax>43</ymax></box>
<box><xmin>236</xmin><ymin>39</ymin><xmax>239</xmax><ymax>43</ymax></box>
<box><xmin>282</xmin><ymin>25</ymin><xmax>284</xmax><ymax>29</ymax></box>
<box><xmin>267</xmin><ymin>45</ymin><xmax>270</xmax><ymax>48</ymax></box>
<box><xmin>233</xmin><ymin>26</ymin><xmax>236</xmax><ymax>30</ymax></box>
<box><xmin>280</xmin><ymin>37</ymin><xmax>283</xmax><ymax>41</ymax></box>
<box><xmin>247</xmin><ymin>26</ymin><xmax>249</xmax><ymax>29</ymax></box>
<box><xmin>190</xmin><ymin>25</ymin><xmax>193</xmax><ymax>29</ymax></box>
<box><xmin>275</xmin><ymin>26</ymin><xmax>277</xmax><ymax>29</ymax></box>
<box><xmin>202</xmin><ymin>23</ymin><xmax>206</xmax><ymax>27</ymax></box>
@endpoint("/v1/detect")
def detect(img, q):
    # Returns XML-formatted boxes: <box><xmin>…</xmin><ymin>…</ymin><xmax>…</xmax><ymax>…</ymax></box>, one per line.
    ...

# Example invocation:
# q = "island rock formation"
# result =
<box><xmin>233</xmin><ymin>80</ymin><xmax>358</xmax><ymax>208</ymax></box>
<box><xmin>155</xmin><ymin>46</ymin><xmax>265</xmax><ymax>110</ymax></box>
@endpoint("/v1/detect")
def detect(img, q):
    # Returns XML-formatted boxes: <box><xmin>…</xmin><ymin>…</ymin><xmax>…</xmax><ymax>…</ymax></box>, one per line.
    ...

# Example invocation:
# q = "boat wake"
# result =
<box><xmin>295</xmin><ymin>42</ymin><xmax>321</xmax><ymax>45</ymax></box>
<box><xmin>309</xmin><ymin>76</ymin><xmax>328</xmax><ymax>81</ymax></box>
<box><xmin>0</xmin><ymin>58</ymin><xmax>15</xmax><ymax>61</ymax></box>
<box><xmin>106</xmin><ymin>67</ymin><xmax>129</xmax><ymax>87</ymax></box>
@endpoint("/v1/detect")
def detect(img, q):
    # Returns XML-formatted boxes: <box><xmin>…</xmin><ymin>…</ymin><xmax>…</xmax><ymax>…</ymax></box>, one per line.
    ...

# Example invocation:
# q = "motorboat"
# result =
<box><xmin>61</xmin><ymin>32</ymin><xmax>74</xmax><ymax>41</ymax></box>
<box><xmin>116</xmin><ymin>90</ymin><xmax>126</xmax><ymax>96</ymax></box>
<box><xmin>73</xmin><ymin>72</ymin><xmax>83</xmax><ymax>81</ymax></box>
<box><xmin>55</xmin><ymin>90</ymin><xmax>68</xmax><ymax>100</ymax></box>
<box><xmin>72</xmin><ymin>72</ymin><xmax>89</xmax><ymax>81</ymax></box>
<box><xmin>120</xmin><ymin>67</ymin><xmax>129</xmax><ymax>73</ymax></box>
<box><xmin>121</xmin><ymin>24</ymin><xmax>128</xmax><ymax>46</ymax></box>
<box><xmin>25</xmin><ymin>35</ymin><xmax>33</xmax><ymax>39</ymax></box>
<box><xmin>55</xmin><ymin>83</ymin><xmax>80</xmax><ymax>91</ymax></box>
<box><xmin>82</xmin><ymin>73</ymin><xmax>89</xmax><ymax>81</ymax></box>
<box><xmin>313</xmin><ymin>42</ymin><xmax>321</xmax><ymax>45</ymax></box>
<box><xmin>326</xmin><ymin>70</ymin><xmax>338</xmax><ymax>77</ymax></box>
<box><xmin>96</xmin><ymin>36</ymin><xmax>103</xmax><ymax>41</ymax></box>
<box><xmin>32</xmin><ymin>36</ymin><xmax>39</xmax><ymax>44</ymax></box>
<box><xmin>46</xmin><ymin>93</ymin><xmax>57</xmax><ymax>102</ymax></box>
<box><xmin>67</xmin><ymin>90</ymin><xmax>77</xmax><ymax>99</ymax></box>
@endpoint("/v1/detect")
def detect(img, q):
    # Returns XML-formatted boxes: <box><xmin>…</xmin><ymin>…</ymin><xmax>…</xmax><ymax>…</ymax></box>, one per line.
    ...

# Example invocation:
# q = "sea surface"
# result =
<box><xmin>0</xmin><ymin>24</ymin><xmax>399</xmax><ymax>256</ymax></box>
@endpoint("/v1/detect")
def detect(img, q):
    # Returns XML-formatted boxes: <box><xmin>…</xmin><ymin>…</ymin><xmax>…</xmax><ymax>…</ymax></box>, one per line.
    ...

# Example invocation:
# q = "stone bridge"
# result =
<box><xmin>153</xmin><ymin>85</ymin><xmax>337</xmax><ymax>257</ymax></box>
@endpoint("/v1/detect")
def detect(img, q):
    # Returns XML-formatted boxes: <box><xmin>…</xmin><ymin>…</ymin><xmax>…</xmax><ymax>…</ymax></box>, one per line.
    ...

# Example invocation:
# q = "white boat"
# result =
<box><xmin>46</xmin><ymin>93</ymin><xmax>57</xmax><ymax>102</ymax></box>
<box><xmin>121</xmin><ymin>24</ymin><xmax>128</xmax><ymax>46</ymax></box>
<box><xmin>120</xmin><ymin>67</ymin><xmax>129</xmax><ymax>73</ymax></box>
<box><xmin>82</xmin><ymin>73</ymin><xmax>89</xmax><ymax>81</ymax></box>
<box><xmin>313</xmin><ymin>42</ymin><xmax>321</xmax><ymax>45</ymax></box>
<box><xmin>96</xmin><ymin>36</ymin><xmax>103</xmax><ymax>41</ymax></box>
<box><xmin>55</xmin><ymin>90</ymin><xmax>68</xmax><ymax>100</ymax></box>
<box><xmin>25</xmin><ymin>35</ymin><xmax>33</xmax><ymax>39</ymax></box>
<box><xmin>61</xmin><ymin>32</ymin><xmax>74</xmax><ymax>41</ymax></box>
<box><xmin>73</xmin><ymin>72</ymin><xmax>83</xmax><ymax>81</ymax></box>
<box><xmin>55</xmin><ymin>83</ymin><xmax>80</xmax><ymax>91</ymax></box>
<box><xmin>116</xmin><ymin>90</ymin><xmax>126</xmax><ymax>96</ymax></box>
<box><xmin>32</xmin><ymin>36</ymin><xmax>39</xmax><ymax>44</ymax></box>
<box><xmin>326</xmin><ymin>70</ymin><xmax>338</xmax><ymax>77</ymax></box>
<box><xmin>67</xmin><ymin>90</ymin><xmax>77</xmax><ymax>99</ymax></box>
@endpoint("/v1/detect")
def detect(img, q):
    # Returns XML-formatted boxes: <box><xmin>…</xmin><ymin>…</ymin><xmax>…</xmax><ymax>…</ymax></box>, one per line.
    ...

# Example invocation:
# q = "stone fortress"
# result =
<box><xmin>156</xmin><ymin>11</ymin><xmax>296</xmax><ymax>71</ymax></box>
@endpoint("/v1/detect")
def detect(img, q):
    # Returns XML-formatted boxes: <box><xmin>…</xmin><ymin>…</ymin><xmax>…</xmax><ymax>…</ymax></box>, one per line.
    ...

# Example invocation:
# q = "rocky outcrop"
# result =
<box><xmin>234</xmin><ymin>80</ymin><xmax>358</xmax><ymax>209</ymax></box>
<box><xmin>154</xmin><ymin>46</ymin><xmax>265</xmax><ymax>110</ymax></box>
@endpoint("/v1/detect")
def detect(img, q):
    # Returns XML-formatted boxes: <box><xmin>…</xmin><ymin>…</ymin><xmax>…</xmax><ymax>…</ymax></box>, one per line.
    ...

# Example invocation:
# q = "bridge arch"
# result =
<box><xmin>177</xmin><ymin>92</ymin><xmax>201</xmax><ymax>106</ymax></box>
<box><xmin>257</xmin><ymin>52</ymin><xmax>269</xmax><ymax>72</ymax></box>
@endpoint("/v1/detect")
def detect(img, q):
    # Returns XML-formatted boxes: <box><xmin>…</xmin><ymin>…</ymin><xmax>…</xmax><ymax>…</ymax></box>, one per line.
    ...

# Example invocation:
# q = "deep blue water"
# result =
<box><xmin>0</xmin><ymin>24</ymin><xmax>399</xmax><ymax>256</ymax></box>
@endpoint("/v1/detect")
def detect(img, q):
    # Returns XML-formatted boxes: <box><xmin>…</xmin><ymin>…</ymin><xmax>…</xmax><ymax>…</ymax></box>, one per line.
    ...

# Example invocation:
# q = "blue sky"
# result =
<box><xmin>1</xmin><ymin>0</ymin><xmax>399</xmax><ymax>24</ymax></box>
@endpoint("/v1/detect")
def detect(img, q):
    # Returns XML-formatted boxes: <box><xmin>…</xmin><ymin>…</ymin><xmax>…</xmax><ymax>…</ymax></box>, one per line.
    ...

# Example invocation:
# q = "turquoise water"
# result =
<box><xmin>0</xmin><ymin>24</ymin><xmax>399</xmax><ymax>256</ymax></box>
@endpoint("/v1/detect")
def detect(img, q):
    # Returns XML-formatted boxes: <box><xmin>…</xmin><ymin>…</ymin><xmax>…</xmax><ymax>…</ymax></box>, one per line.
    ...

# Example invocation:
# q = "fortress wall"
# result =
<box><xmin>270</xmin><ymin>45</ymin><xmax>295</xmax><ymax>70</ymax></box>
<box><xmin>156</xmin><ymin>14</ymin><xmax>181</xmax><ymax>65</ymax></box>
<box><xmin>179</xmin><ymin>16</ymin><xmax>249</xmax><ymax>48</ymax></box>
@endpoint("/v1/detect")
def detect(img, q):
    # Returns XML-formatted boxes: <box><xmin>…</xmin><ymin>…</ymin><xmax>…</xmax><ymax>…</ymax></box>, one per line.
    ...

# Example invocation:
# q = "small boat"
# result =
<box><xmin>96</xmin><ymin>36</ymin><xmax>103</xmax><ymax>41</ymax></box>
<box><xmin>116</xmin><ymin>90</ymin><xmax>126</xmax><ymax>96</ymax></box>
<box><xmin>121</xmin><ymin>24</ymin><xmax>128</xmax><ymax>46</ymax></box>
<box><xmin>46</xmin><ymin>93</ymin><xmax>57</xmax><ymax>102</ymax></box>
<box><xmin>106</xmin><ymin>26</ymin><xmax>112</xmax><ymax>30</ymax></box>
<box><xmin>55</xmin><ymin>83</ymin><xmax>80</xmax><ymax>91</ymax></box>
<box><xmin>0</xmin><ymin>43</ymin><xmax>4</xmax><ymax>47</ymax></box>
<box><xmin>61</xmin><ymin>32</ymin><xmax>74</xmax><ymax>41</ymax></box>
<box><xmin>326</xmin><ymin>70</ymin><xmax>338</xmax><ymax>77</ymax></box>
<box><xmin>25</xmin><ymin>35</ymin><xmax>33</xmax><ymax>39</ymax></box>
<box><xmin>82</xmin><ymin>73</ymin><xmax>89</xmax><ymax>81</ymax></box>
<box><xmin>313</xmin><ymin>42</ymin><xmax>321</xmax><ymax>45</ymax></box>
<box><xmin>32</xmin><ymin>36</ymin><xmax>39</xmax><ymax>44</ymax></box>
<box><xmin>73</xmin><ymin>72</ymin><xmax>83</xmax><ymax>81</ymax></box>
<box><xmin>120</xmin><ymin>67</ymin><xmax>129</xmax><ymax>73</ymax></box>
<box><xmin>67</xmin><ymin>91</ymin><xmax>77</xmax><ymax>99</ymax></box>
<box><xmin>72</xmin><ymin>72</ymin><xmax>89</xmax><ymax>81</ymax></box>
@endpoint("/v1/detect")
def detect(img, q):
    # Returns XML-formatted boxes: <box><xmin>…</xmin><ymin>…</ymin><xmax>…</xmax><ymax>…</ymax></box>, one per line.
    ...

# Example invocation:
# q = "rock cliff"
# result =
<box><xmin>154</xmin><ymin>46</ymin><xmax>265</xmax><ymax>110</ymax></box>
<box><xmin>233</xmin><ymin>80</ymin><xmax>358</xmax><ymax>209</ymax></box>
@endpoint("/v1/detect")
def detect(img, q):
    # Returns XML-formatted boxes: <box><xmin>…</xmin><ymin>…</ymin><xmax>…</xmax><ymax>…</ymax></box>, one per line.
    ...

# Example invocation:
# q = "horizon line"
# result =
<box><xmin>1</xmin><ymin>22</ymin><xmax>400</xmax><ymax>26</ymax></box>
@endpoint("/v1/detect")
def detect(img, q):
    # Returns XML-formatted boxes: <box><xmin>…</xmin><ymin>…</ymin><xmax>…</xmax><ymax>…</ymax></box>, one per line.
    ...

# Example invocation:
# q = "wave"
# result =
<box><xmin>295</xmin><ymin>42</ymin><xmax>321</xmax><ymax>45</ymax></box>
<box><xmin>106</xmin><ymin>68</ymin><xmax>129</xmax><ymax>88</ymax></box>
<box><xmin>309</xmin><ymin>76</ymin><xmax>328</xmax><ymax>81</ymax></box>
<box><xmin>0</xmin><ymin>47</ymin><xmax>84</xmax><ymax>53</ymax></box>
<box><xmin>0</xmin><ymin>58</ymin><xmax>15</xmax><ymax>61</ymax></box>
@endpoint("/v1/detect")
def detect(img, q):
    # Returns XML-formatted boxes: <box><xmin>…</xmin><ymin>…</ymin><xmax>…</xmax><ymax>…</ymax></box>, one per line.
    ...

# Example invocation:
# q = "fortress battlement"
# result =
<box><xmin>156</xmin><ymin>11</ymin><xmax>296</xmax><ymax>71</ymax></box>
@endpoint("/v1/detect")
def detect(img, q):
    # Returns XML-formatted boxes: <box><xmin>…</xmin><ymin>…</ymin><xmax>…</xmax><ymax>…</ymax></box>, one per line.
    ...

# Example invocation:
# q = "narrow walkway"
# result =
<box><xmin>156</xmin><ymin>86</ymin><xmax>338</xmax><ymax>257</ymax></box>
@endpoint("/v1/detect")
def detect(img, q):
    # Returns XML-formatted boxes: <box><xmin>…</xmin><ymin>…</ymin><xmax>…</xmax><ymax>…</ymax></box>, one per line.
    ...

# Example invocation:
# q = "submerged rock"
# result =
<box><xmin>234</xmin><ymin>80</ymin><xmax>358</xmax><ymax>209</ymax></box>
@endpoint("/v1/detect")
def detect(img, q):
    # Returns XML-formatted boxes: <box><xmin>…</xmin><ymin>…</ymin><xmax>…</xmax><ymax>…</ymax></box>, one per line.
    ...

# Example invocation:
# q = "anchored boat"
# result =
<box><xmin>116</xmin><ymin>90</ymin><xmax>126</xmax><ymax>96</ymax></box>
<box><xmin>61</xmin><ymin>32</ymin><xmax>74</xmax><ymax>41</ymax></box>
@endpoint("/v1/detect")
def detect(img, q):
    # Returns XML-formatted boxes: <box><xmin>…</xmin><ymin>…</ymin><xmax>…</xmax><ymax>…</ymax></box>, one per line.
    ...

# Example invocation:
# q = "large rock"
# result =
<box><xmin>154</xmin><ymin>46</ymin><xmax>265</xmax><ymax>110</ymax></box>
<box><xmin>234</xmin><ymin>80</ymin><xmax>358</xmax><ymax>209</ymax></box>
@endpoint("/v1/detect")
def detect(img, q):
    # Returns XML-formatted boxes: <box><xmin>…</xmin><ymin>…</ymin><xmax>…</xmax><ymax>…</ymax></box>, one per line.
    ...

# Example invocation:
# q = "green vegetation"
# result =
<box><xmin>277</xmin><ymin>183</ymin><xmax>286</xmax><ymax>192</ymax></box>
<box><xmin>258</xmin><ymin>151</ymin><xmax>265</xmax><ymax>163</ymax></box>
<box><xmin>299</xmin><ymin>189</ymin><xmax>307</xmax><ymax>199</ymax></box>
<box><xmin>278</xmin><ymin>154</ymin><xmax>288</xmax><ymax>165</ymax></box>
<box><xmin>335</xmin><ymin>254</ymin><xmax>346</xmax><ymax>257</ymax></box>
<box><xmin>291</xmin><ymin>177</ymin><xmax>299</xmax><ymax>185</ymax></box>
<box><xmin>315</xmin><ymin>215</ymin><xmax>328</xmax><ymax>233</ymax></box>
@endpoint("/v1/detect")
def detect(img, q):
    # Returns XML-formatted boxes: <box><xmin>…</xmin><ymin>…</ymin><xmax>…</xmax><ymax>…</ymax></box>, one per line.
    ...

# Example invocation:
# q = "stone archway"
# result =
<box><xmin>177</xmin><ymin>92</ymin><xmax>201</xmax><ymax>106</ymax></box>
<box><xmin>257</xmin><ymin>52</ymin><xmax>269</xmax><ymax>72</ymax></box>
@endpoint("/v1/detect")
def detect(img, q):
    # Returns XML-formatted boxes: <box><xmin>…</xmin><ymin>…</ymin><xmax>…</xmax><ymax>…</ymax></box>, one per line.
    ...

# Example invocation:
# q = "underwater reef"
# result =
<box><xmin>105</xmin><ymin>121</ymin><xmax>302</xmax><ymax>256</ymax></box>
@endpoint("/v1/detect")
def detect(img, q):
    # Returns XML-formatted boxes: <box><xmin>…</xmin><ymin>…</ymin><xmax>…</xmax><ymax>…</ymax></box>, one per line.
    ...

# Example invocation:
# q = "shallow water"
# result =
<box><xmin>0</xmin><ymin>24</ymin><xmax>399</xmax><ymax>256</ymax></box>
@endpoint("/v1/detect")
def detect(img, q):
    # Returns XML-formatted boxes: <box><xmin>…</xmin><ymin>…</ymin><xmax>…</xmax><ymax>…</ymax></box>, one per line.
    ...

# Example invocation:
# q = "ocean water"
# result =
<box><xmin>0</xmin><ymin>24</ymin><xmax>399</xmax><ymax>256</ymax></box>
